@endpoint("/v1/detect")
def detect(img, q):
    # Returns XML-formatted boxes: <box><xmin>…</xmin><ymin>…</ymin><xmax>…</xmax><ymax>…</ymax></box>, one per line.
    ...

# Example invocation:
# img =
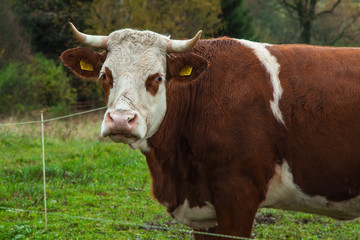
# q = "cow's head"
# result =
<box><xmin>61</xmin><ymin>23</ymin><xmax>202</xmax><ymax>151</ymax></box>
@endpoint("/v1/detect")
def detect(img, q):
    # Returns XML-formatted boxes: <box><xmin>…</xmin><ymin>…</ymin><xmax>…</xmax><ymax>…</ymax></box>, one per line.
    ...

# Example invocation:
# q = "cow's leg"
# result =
<box><xmin>214</xmin><ymin>195</ymin><xmax>258</xmax><ymax>239</ymax></box>
<box><xmin>194</xmin><ymin>179</ymin><xmax>262</xmax><ymax>240</ymax></box>
<box><xmin>193</xmin><ymin>227</ymin><xmax>219</xmax><ymax>240</ymax></box>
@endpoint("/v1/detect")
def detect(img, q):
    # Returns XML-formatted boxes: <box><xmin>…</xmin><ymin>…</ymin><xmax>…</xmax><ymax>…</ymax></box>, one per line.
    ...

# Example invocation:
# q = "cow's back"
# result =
<box><xmin>261</xmin><ymin>44</ymin><xmax>360</xmax><ymax>219</ymax></box>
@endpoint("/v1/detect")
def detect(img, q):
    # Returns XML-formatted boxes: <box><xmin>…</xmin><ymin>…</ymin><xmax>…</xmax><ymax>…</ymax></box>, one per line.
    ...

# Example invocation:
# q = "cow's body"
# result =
<box><xmin>61</xmin><ymin>25</ymin><xmax>360</xmax><ymax>239</ymax></box>
<box><xmin>144</xmin><ymin>39</ymin><xmax>360</xmax><ymax>237</ymax></box>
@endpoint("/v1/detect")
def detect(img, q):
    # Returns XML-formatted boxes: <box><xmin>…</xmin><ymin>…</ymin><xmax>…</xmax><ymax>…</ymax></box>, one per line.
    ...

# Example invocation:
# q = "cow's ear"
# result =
<box><xmin>166</xmin><ymin>52</ymin><xmax>209</xmax><ymax>82</ymax></box>
<box><xmin>60</xmin><ymin>47</ymin><xmax>107</xmax><ymax>80</ymax></box>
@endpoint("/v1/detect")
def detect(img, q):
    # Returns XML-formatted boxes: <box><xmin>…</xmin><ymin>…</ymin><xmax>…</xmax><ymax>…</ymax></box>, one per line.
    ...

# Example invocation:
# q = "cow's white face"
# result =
<box><xmin>61</xmin><ymin>24</ymin><xmax>201</xmax><ymax>151</ymax></box>
<box><xmin>100</xmin><ymin>30</ymin><xmax>168</xmax><ymax>150</ymax></box>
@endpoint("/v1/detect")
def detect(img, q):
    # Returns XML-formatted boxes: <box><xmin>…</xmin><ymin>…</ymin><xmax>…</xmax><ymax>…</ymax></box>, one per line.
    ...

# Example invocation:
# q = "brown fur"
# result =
<box><xmin>145</xmin><ymin>39</ymin><xmax>278</xmax><ymax>238</ymax></box>
<box><xmin>60</xmin><ymin>47</ymin><xmax>107</xmax><ymax>80</ymax></box>
<box><xmin>145</xmin><ymin>40</ymin><xmax>360</xmax><ymax>238</ymax></box>
<box><xmin>268</xmin><ymin>44</ymin><xmax>360</xmax><ymax>201</ymax></box>
<box><xmin>166</xmin><ymin>52</ymin><xmax>209</xmax><ymax>83</ymax></box>
<box><xmin>145</xmin><ymin>73</ymin><xmax>161</xmax><ymax>96</ymax></box>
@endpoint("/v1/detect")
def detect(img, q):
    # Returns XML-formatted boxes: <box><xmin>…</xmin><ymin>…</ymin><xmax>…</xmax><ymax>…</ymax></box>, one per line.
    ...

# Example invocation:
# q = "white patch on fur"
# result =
<box><xmin>172</xmin><ymin>199</ymin><xmax>218</xmax><ymax>230</ymax></box>
<box><xmin>129</xmin><ymin>139</ymin><xmax>149</xmax><ymax>152</ymax></box>
<box><xmin>261</xmin><ymin>161</ymin><xmax>360</xmax><ymax>220</ymax></box>
<box><xmin>237</xmin><ymin>40</ymin><xmax>285</xmax><ymax>125</ymax></box>
<box><xmin>100</xmin><ymin>29</ymin><xmax>169</xmax><ymax>148</ymax></box>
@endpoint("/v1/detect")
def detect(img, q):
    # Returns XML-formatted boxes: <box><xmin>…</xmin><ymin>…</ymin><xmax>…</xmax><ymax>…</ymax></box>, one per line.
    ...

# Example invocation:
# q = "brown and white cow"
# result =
<box><xmin>61</xmin><ymin>23</ymin><xmax>360</xmax><ymax>239</ymax></box>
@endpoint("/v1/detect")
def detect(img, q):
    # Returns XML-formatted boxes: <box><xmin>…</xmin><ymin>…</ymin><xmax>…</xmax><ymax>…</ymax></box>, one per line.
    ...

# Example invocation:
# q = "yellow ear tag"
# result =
<box><xmin>80</xmin><ymin>59</ymin><xmax>94</xmax><ymax>71</ymax></box>
<box><xmin>179</xmin><ymin>66</ymin><xmax>193</xmax><ymax>76</ymax></box>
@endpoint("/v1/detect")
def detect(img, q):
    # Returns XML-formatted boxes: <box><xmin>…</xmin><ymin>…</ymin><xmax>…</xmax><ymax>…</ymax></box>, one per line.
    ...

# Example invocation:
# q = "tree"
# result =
<box><xmin>11</xmin><ymin>0</ymin><xmax>93</xmax><ymax>59</ymax></box>
<box><xmin>217</xmin><ymin>0</ymin><xmax>256</xmax><ymax>40</ymax></box>
<box><xmin>87</xmin><ymin>0</ymin><xmax>223</xmax><ymax>39</ymax></box>
<box><xmin>0</xmin><ymin>0</ymin><xmax>31</xmax><ymax>66</ymax></box>
<box><xmin>246</xmin><ymin>0</ymin><xmax>360</xmax><ymax>45</ymax></box>
<box><xmin>311</xmin><ymin>1</ymin><xmax>360</xmax><ymax>46</ymax></box>
<box><xmin>245</xmin><ymin>0</ymin><xmax>298</xmax><ymax>43</ymax></box>
<box><xmin>277</xmin><ymin>0</ymin><xmax>342</xmax><ymax>44</ymax></box>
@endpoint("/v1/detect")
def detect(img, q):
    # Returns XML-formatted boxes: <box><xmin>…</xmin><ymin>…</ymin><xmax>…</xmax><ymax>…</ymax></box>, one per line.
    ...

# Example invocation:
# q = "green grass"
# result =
<box><xmin>0</xmin><ymin>113</ymin><xmax>360</xmax><ymax>239</ymax></box>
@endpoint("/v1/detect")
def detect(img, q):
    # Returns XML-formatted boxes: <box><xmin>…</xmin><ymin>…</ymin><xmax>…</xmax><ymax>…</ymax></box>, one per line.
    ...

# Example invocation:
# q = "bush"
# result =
<box><xmin>0</xmin><ymin>54</ymin><xmax>76</xmax><ymax>116</ymax></box>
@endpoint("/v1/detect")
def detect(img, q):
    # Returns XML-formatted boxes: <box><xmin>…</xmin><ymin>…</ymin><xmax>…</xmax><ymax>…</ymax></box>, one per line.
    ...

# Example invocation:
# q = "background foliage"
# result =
<box><xmin>217</xmin><ymin>0</ymin><xmax>256</xmax><ymax>40</ymax></box>
<box><xmin>246</xmin><ymin>0</ymin><xmax>360</xmax><ymax>45</ymax></box>
<box><xmin>0</xmin><ymin>54</ymin><xmax>76</xmax><ymax>115</ymax></box>
<box><xmin>2</xmin><ymin>0</ymin><xmax>360</xmax><ymax>115</ymax></box>
<box><xmin>0</xmin><ymin>0</ymin><xmax>31</xmax><ymax>67</ymax></box>
<box><xmin>88</xmin><ymin>0</ymin><xmax>222</xmax><ymax>38</ymax></box>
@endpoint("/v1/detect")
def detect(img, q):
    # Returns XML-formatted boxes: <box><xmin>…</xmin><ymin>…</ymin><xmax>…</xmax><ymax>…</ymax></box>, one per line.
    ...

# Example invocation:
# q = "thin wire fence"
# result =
<box><xmin>0</xmin><ymin>106</ymin><xmax>106</xmax><ymax>127</ymax></box>
<box><xmin>0</xmin><ymin>206</ymin><xmax>251</xmax><ymax>240</ymax></box>
<box><xmin>0</xmin><ymin>107</ymin><xmax>252</xmax><ymax>240</ymax></box>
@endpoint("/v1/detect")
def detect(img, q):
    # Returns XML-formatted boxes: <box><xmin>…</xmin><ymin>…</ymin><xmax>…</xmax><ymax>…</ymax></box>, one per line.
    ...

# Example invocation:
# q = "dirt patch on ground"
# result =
<box><xmin>255</xmin><ymin>213</ymin><xmax>276</xmax><ymax>225</ymax></box>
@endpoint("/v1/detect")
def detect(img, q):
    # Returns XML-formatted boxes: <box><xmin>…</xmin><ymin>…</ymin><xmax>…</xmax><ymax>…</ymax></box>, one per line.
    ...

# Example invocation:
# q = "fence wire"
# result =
<box><xmin>0</xmin><ymin>107</ymin><xmax>253</xmax><ymax>240</ymax></box>
<box><xmin>0</xmin><ymin>106</ymin><xmax>106</xmax><ymax>127</ymax></box>
<box><xmin>0</xmin><ymin>206</ymin><xmax>252</xmax><ymax>240</ymax></box>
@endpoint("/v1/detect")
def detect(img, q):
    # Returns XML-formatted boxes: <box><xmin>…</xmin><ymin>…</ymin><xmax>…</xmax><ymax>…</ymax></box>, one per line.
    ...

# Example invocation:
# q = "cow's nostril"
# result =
<box><xmin>106</xmin><ymin>112</ymin><xmax>113</xmax><ymax>123</ymax></box>
<box><xmin>128</xmin><ymin>114</ymin><xmax>137</xmax><ymax>123</ymax></box>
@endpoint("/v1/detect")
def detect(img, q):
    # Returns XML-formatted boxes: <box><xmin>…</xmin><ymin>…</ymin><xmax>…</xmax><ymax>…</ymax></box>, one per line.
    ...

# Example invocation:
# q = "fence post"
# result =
<box><xmin>41</xmin><ymin>111</ymin><xmax>48</xmax><ymax>230</ymax></box>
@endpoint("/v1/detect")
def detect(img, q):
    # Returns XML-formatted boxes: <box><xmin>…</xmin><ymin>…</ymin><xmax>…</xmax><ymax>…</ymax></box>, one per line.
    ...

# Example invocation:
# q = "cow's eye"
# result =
<box><xmin>156</xmin><ymin>76</ymin><xmax>163</xmax><ymax>82</ymax></box>
<box><xmin>99</xmin><ymin>73</ymin><xmax>106</xmax><ymax>80</ymax></box>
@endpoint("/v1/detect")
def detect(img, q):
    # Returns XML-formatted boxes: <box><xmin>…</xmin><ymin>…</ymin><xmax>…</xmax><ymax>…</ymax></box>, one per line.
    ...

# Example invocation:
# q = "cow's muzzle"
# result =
<box><xmin>102</xmin><ymin>111</ymin><xmax>140</xmax><ymax>142</ymax></box>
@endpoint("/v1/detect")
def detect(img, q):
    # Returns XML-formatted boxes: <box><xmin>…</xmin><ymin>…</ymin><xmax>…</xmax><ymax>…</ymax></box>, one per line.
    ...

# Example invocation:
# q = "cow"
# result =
<box><xmin>60</xmin><ymin>22</ymin><xmax>360</xmax><ymax>239</ymax></box>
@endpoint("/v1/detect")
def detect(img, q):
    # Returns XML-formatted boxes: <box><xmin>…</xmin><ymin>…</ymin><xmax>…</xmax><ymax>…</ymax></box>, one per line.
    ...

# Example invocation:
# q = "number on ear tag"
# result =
<box><xmin>179</xmin><ymin>66</ymin><xmax>193</xmax><ymax>76</ymax></box>
<box><xmin>80</xmin><ymin>59</ymin><xmax>94</xmax><ymax>71</ymax></box>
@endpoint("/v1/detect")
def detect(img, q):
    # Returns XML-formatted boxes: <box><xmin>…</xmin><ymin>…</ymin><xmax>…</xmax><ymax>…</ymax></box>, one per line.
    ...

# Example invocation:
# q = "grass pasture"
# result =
<box><xmin>0</xmin><ymin>112</ymin><xmax>360</xmax><ymax>239</ymax></box>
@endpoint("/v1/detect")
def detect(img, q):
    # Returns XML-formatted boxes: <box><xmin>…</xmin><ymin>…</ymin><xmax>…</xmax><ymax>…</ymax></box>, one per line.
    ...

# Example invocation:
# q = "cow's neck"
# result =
<box><xmin>144</xmin><ymin>80</ymin><xmax>212</xmax><ymax>211</ymax></box>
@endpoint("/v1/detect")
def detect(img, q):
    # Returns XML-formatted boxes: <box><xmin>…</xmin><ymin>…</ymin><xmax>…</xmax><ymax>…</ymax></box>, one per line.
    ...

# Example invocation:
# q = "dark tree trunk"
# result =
<box><xmin>278</xmin><ymin>0</ymin><xmax>342</xmax><ymax>44</ymax></box>
<box><xmin>298</xmin><ymin>0</ymin><xmax>316</xmax><ymax>44</ymax></box>
<box><xmin>300</xmin><ymin>19</ymin><xmax>312</xmax><ymax>44</ymax></box>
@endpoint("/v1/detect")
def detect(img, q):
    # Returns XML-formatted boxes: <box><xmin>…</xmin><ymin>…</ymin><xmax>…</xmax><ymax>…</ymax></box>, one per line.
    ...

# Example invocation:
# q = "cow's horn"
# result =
<box><xmin>167</xmin><ymin>30</ymin><xmax>202</xmax><ymax>53</ymax></box>
<box><xmin>69</xmin><ymin>22</ymin><xmax>108</xmax><ymax>49</ymax></box>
